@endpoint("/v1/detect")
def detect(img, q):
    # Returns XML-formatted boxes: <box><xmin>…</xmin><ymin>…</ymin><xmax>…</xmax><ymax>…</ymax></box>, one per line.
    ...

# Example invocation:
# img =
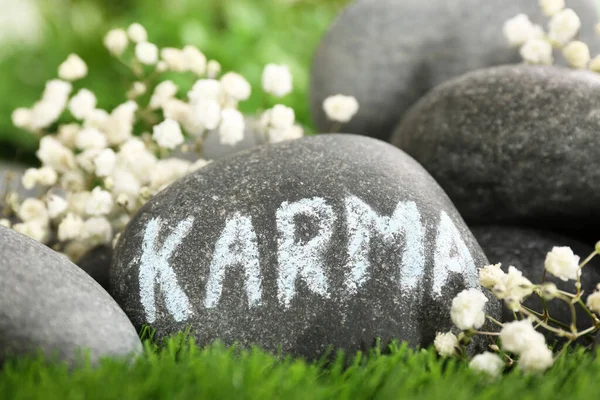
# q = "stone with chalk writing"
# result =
<box><xmin>111</xmin><ymin>134</ymin><xmax>500</xmax><ymax>360</ymax></box>
<box><xmin>0</xmin><ymin>226</ymin><xmax>142</xmax><ymax>366</ymax></box>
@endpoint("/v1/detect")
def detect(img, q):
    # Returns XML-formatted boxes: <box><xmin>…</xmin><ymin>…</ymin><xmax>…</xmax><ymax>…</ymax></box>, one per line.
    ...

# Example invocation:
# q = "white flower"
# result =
<box><xmin>520</xmin><ymin>38</ymin><xmax>554</xmax><ymax>65</ymax></box>
<box><xmin>60</xmin><ymin>170</ymin><xmax>86</xmax><ymax>192</ymax></box>
<box><xmin>84</xmin><ymin>108</ymin><xmax>109</xmax><ymax>130</ymax></box>
<box><xmin>104</xmin><ymin>100</ymin><xmax>138</xmax><ymax>145</ymax></box>
<box><xmin>469</xmin><ymin>352</ymin><xmax>504</xmax><ymax>378</ymax></box>
<box><xmin>13</xmin><ymin>220</ymin><xmax>48</xmax><ymax>243</ymax></box>
<box><xmin>21</xmin><ymin>168</ymin><xmax>38</xmax><ymax>190</ymax></box>
<box><xmin>450</xmin><ymin>288</ymin><xmax>489</xmax><ymax>331</ymax></box>
<box><xmin>150</xmin><ymin>80</ymin><xmax>178</xmax><ymax>109</ymax></box>
<box><xmin>323</xmin><ymin>94</ymin><xmax>359</xmax><ymax>123</ymax></box>
<box><xmin>127</xmin><ymin>23</ymin><xmax>147</xmax><ymax>43</ymax></box>
<box><xmin>67</xmin><ymin>191</ymin><xmax>92</xmax><ymax>216</ymax></box>
<box><xmin>191</xmin><ymin>100</ymin><xmax>221</xmax><ymax>130</ymax></box>
<box><xmin>68</xmin><ymin>89</ymin><xmax>97</xmax><ymax>120</ymax></box>
<box><xmin>499</xmin><ymin>319</ymin><xmax>546</xmax><ymax>355</ymax></box>
<box><xmin>37</xmin><ymin>166</ymin><xmax>57</xmax><ymax>186</ymax></box>
<box><xmin>479</xmin><ymin>263</ymin><xmax>505</xmax><ymax>289</ymax></box>
<box><xmin>94</xmin><ymin>148</ymin><xmax>117</xmax><ymax>177</ymax></box>
<box><xmin>153</xmin><ymin>119</ymin><xmax>185</xmax><ymax>149</ymax></box>
<box><xmin>188</xmin><ymin>79</ymin><xmax>222</xmax><ymax>104</ymax></box>
<box><xmin>58</xmin><ymin>54</ymin><xmax>88</xmax><ymax>81</ymax></box>
<box><xmin>262</xmin><ymin>64</ymin><xmax>293</xmax><ymax>97</ymax></box>
<box><xmin>545</xmin><ymin>246</ymin><xmax>580</xmax><ymax>281</ymax></box>
<box><xmin>111</xmin><ymin>168</ymin><xmax>141</xmax><ymax>206</ymax></box>
<box><xmin>518</xmin><ymin>345</ymin><xmax>554</xmax><ymax>374</ymax></box>
<box><xmin>86</xmin><ymin>187</ymin><xmax>114</xmax><ymax>217</ymax></box>
<box><xmin>183</xmin><ymin>45</ymin><xmax>207</xmax><ymax>75</ymax></box>
<box><xmin>29</xmin><ymin>80</ymin><xmax>72</xmax><ymax>130</ymax></box>
<box><xmin>117</xmin><ymin>138</ymin><xmax>157</xmax><ymax>181</ymax></box>
<box><xmin>0</xmin><ymin>219</ymin><xmax>11</xmax><ymax>228</ymax></box>
<box><xmin>57</xmin><ymin>123</ymin><xmax>79</xmax><ymax>148</ymax></box>
<box><xmin>220</xmin><ymin>72</ymin><xmax>251</xmax><ymax>102</ymax></box>
<box><xmin>36</xmin><ymin>136</ymin><xmax>76</xmax><ymax>173</ymax></box>
<box><xmin>75</xmin><ymin>127</ymin><xmax>107</xmax><ymax>150</ymax></box>
<box><xmin>493</xmin><ymin>266</ymin><xmax>534</xmax><ymax>311</ymax></box>
<box><xmin>589</xmin><ymin>55</ymin><xmax>600</xmax><ymax>72</ymax></box>
<box><xmin>104</xmin><ymin>29</ymin><xmax>128</xmax><ymax>56</ymax></box>
<box><xmin>76</xmin><ymin>149</ymin><xmax>101</xmax><ymax>174</ymax></box>
<box><xmin>163</xmin><ymin>99</ymin><xmax>192</xmax><ymax>123</ymax></box>
<box><xmin>586</xmin><ymin>288</ymin><xmax>600</xmax><ymax>314</ymax></box>
<box><xmin>160</xmin><ymin>48</ymin><xmax>187</xmax><ymax>72</ymax></box>
<box><xmin>46</xmin><ymin>194</ymin><xmax>68</xmax><ymax>219</ymax></box>
<box><xmin>263</xmin><ymin>104</ymin><xmax>295</xmax><ymax>130</ymax></box>
<box><xmin>83</xmin><ymin>217</ymin><xmax>112</xmax><ymax>246</ymax></box>
<box><xmin>207</xmin><ymin>60</ymin><xmax>221</xmax><ymax>78</ymax></box>
<box><xmin>268</xmin><ymin>125</ymin><xmax>303</xmax><ymax>143</ymax></box>
<box><xmin>17</xmin><ymin>198</ymin><xmax>48</xmax><ymax>223</ymax></box>
<box><xmin>149</xmin><ymin>158</ymin><xmax>191</xmax><ymax>191</ymax></box>
<box><xmin>219</xmin><ymin>108</ymin><xmax>245</xmax><ymax>146</ymax></box>
<box><xmin>548</xmin><ymin>9</ymin><xmax>581</xmax><ymax>45</ymax></box>
<box><xmin>434</xmin><ymin>332</ymin><xmax>458</xmax><ymax>357</ymax></box>
<box><xmin>58</xmin><ymin>213</ymin><xmax>84</xmax><ymax>241</ymax></box>
<box><xmin>540</xmin><ymin>0</ymin><xmax>565</xmax><ymax>17</ymax></box>
<box><xmin>188</xmin><ymin>159</ymin><xmax>210</xmax><ymax>173</ymax></box>
<box><xmin>562</xmin><ymin>41</ymin><xmax>590</xmax><ymax>68</ymax></box>
<box><xmin>127</xmin><ymin>81</ymin><xmax>147</xmax><ymax>98</ymax></box>
<box><xmin>135</xmin><ymin>42</ymin><xmax>158</xmax><ymax>65</ymax></box>
<box><xmin>503</xmin><ymin>14</ymin><xmax>544</xmax><ymax>47</ymax></box>
<box><xmin>12</xmin><ymin>108</ymin><xmax>33</xmax><ymax>130</ymax></box>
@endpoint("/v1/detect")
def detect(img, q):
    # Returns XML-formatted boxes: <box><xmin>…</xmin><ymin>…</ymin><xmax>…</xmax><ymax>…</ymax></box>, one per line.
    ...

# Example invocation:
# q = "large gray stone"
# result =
<box><xmin>0</xmin><ymin>226</ymin><xmax>142</xmax><ymax>365</ymax></box>
<box><xmin>471</xmin><ymin>225</ymin><xmax>600</xmax><ymax>336</ymax></box>
<box><xmin>111</xmin><ymin>133</ymin><xmax>500</xmax><ymax>360</ymax></box>
<box><xmin>391</xmin><ymin>65</ymin><xmax>600</xmax><ymax>233</ymax></box>
<box><xmin>310</xmin><ymin>0</ymin><xmax>600</xmax><ymax>141</ymax></box>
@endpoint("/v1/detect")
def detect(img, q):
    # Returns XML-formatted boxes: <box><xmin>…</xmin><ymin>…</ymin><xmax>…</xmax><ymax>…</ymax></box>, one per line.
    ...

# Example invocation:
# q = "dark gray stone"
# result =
<box><xmin>77</xmin><ymin>246</ymin><xmax>113</xmax><ymax>292</ymax></box>
<box><xmin>391</xmin><ymin>65</ymin><xmax>600</xmax><ymax>233</ymax></box>
<box><xmin>111</xmin><ymin>133</ymin><xmax>500</xmax><ymax>360</ymax></box>
<box><xmin>471</xmin><ymin>225</ymin><xmax>600</xmax><ymax>337</ymax></box>
<box><xmin>0</xmin><ymin>226</ymin><xmax>142</xmax><ymax>365</ymax></box>
<box><xmin>310</xmin><ymin>0</ymin><xmax>600</xmax><ymax>141</ymax></box>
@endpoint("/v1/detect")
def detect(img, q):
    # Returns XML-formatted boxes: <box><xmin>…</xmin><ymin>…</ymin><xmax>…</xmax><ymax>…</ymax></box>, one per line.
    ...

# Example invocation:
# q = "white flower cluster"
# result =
<box><xmin>503</xmin><ymin>1</ymin><xmax>600</xmax><ymax>70</ymax></box>
<box><xmin>3</xmin><ymin>22</ymin><xmax>317</xmax><ymax>262</ymax></box>
<box><xmin>436</xmin><ymin>243</ymin><xmax>600</xmax><ymax>378</ymax></box>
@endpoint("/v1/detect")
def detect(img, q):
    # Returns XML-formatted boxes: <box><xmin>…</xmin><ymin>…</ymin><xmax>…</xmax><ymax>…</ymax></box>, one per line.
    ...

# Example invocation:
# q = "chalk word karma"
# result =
<box><xmin>136</xmin><ymin>195</ymin><xmax>479</xmax><ymax>323</ymax></box>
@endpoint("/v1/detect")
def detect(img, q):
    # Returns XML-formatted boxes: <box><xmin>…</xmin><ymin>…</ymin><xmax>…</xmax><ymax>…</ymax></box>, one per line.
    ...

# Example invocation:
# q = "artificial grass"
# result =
<box><xmin>1</xmin><ymin>331</ymin><xmax>600</xmax><ymax>400</ymax></box>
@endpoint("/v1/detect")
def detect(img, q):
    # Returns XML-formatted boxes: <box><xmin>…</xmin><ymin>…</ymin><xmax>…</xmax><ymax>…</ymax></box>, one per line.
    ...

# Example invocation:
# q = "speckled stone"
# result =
<box><xmin>0</xmin><ymin>226</ymin><xmax>142</xmax><ymax>366</ymax></box>
<box><xmin>471</xmin><ymin>225</ymin><xmax>600</xmax><ymax>334</ymax></box>
<box><xmin>392</xmin><ymin>65</ymin><xmax>600</xmax><ymax>232</ymax></box>
<box><xmin>310</xmin><ymin>0</ymin><xmax>600</xmax><ymax>140</ymax></box>
<box><xmin>111</xmin><ymin>134</ymin><xmax>499</xmax><ymax>360</ymax></box>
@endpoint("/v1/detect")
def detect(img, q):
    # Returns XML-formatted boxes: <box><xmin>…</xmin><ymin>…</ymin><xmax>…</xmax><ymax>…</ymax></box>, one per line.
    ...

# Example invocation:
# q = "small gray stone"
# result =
<box><xmin>391</xmin><ymin>65</ymin><xmax>600</xmax><ymax>231</ymax></box>
<box><xmin>310</xmin><ymin>0</ymin><xmax>600</xmax><ymax>140</ymax></box>
<box><xmin>111</xmin><ymin>134</ymin><xmax>500</xmax><ymax>360</ymax></box>
<box><xmin>77</xmin><ymin>245</ymin><xmax>113</xmax><ymax>292</ymax></box>
<box><xmin>471</xmin><ymin>225</ymin><xmax>600</xmax><ymax>336</ymax></box>
<box><xmin>0</xmin><ymin>226</ymin><xmax>142</xmax><ymax>365</ymax></box>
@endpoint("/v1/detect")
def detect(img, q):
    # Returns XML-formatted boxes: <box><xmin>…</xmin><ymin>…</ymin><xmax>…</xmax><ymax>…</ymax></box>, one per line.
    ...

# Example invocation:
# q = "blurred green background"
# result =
<box><xmin>0</xmin><ymin>0</ymin><xmax>349</xmax><ymax>163</ymax></box>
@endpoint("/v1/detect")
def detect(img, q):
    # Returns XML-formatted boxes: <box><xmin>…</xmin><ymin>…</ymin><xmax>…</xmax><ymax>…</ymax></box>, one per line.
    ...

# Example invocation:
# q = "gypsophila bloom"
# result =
<box><xmin>499</xmin><ymin>319</ymin><xmax>546</xmax><ymax>354</ymax></box>
<box><xmin>127</xmin><ymin>81</ymin><xmax>147</xmax><ymax>98</ymax></box>
<box><xmin>207</xmin><ymin>60</ymin><xmax>221</xmax><ymax>78</ymax></box>
<box><xmin>586</xmin><ymin>286</ymin><xmax>600</xmax><ymax>314</ymax></box>
<box><xmin>0</xmin><ymin>219</ymin><xmax>10</xmax><ymax>228</ymax></box>
<box><xmin>188</xmin><ymin>79</ymin><xmax>222</xmax><ymax>104</ymax></box>
<box><xmin>161</xmin><ymin>48</ymin><xmax>187</xmax><ymax>71</ymax></box>
<box><xmin>21</xmin><ymin>168</ymin><xmax>38</xmax><ymax>189</ymax></box>
<box><xmin>540</xmin><ymin>282</ymin><xmax>560</xmax><ymax>299</ymax></box>
<box><xmin>17</xmin><ymin>198</ymin><xmax>48</xmax><ymax>223</ymax></box>
<box><xmin>267</xmin><ymin>104</ymin><xmax>295</xmax><ymax>130</ymax></box>
<box><xmin>127</xmin><ymin>23</ymin><xmax>147</xmax><ymax>43</ymax></box>
<box><xmin>135</xmin><ymin>42</ymin><xmax>158</xmax><ymax>65</ymax></box>
<box><xmin>58</xmin><ymin>54</ymin><xmax>87</xmax><ymax>81</ymax></box>
<box><xmin>494</xmin><ymin>266</ymin><xmax>534</xmax><ymax>311</ymax></box>
<box><xmin>191</xmin><ymin>100</ymin><xmax>221</xmax><ymax>130</ymax></box>
<box><xmin>183</xmin><ymin>45</ymin><xmax>207</xmax><ymax>75</ymax></box>
<box><xmin>520</xmin><ymin>38</ymin><xmax>554</xmax><ymax>65</ymax></box>
<box><xmin>519</xmin><ymin>345</ymin><xmax>554</xmax><ymax>374</ymax></box>
<box><xmin>149</xmin><ymin>158</ymin><xmax>190</xmax><ymax>191</ymax></box>
<box><xmin>94</xmin><ymin>148</ymin><xmax>117</xmax><ymax>177</ymax></box>
<box><xmin>68</xmin><ymin>89</ymin><xmax>96</xmax><ymax>120</ymax></box>
<box><xmin>83</xmin><ymin>217</ymin><xmax>112</xmax><ymax>246</ymax></box>
<box><xmin>540</xmin><ymin>0</ymin><xmax>565</xmax><ymax>17</ymax></box>
<box><xmin>37</xmin><ymin>136</ymin><xmax>76</xmax><ymax>173</ymax></box>
<box><xmin>503</xmin><ymin>14</ymin><xmax>544</xmax><ymax>47</ymax></box>
<box><xmin>153</xmin><ymin>119</ymin><xmax>184</xmax><ymax>149</ymax></box>
<box><xmin>450</xmin><ymin>288</ymin><xmax>489</xmax><ymax>331</ymax></box>
<box><xmin>219</xmin><ymin>108</ymin><xmax>245</xmax><ymax>145</ymax></box>
<box><xmin>104</xmin><ymin>28</ymin><xmax>128</xmax><ymax>56</ymax></box>
<box><xmin>104</xmin><ymin>101</ymin><xmax>138</xmax><ymax>145</ymax></box>
<box><xmin>75</xmin><ymin>127</ymin><xmax>107</xmax><ymax>150</ymax></box>
<box><xmin>37</xmin><ymin>167</ymin><xmax>57</xmax><ymax>186</ymax></box>
<box><xmin>589</xmin><ymin>55</ymin><xmax>600</xmax><ymax>72</ymax></box>
<box><xmin>479</xmin><ymin>263</ymin><xmax>505</xmax><ymax>289</ymax></box>
<box><xmin>11</xmin><ymin>108</ymin><xmax>32</xmax><ymax>129</ymax></box>
<box><xmin>150</xmin><ymin>80</ymin><xmax>178</xmax><ymax>109</ymax></box>
<box><xmin>323</xmin><ymin>94</ymin><xmax>359</xmax><ymax>123</ymax></box>
<box><xmin>262</xmin><ymin>64</ymin><xmax>293</xmax><ymax>97</ymax></box>
<box><xmin>13</xmin><ymin>221</ymin><xmax>47</xmax><ymax>243</ymax></box>
<box><xmin>545</xmin><ymin>246</ymin><xmax>580</xmax><ymax>281</ymax></box>
<box><xmin>58</xmin><ymin>213</ymin><xmax>84</xmax><ymax>241</ymax></box>
<box><xmin>86</xmin><ymin>187</ymin><xmax>114</xmax><ymax>216</ymax></box>
<box><xmin>220</xmin><ymin>72</ymin><xmax>251</xmax><ymax>102</ymax></box>
<box><xmin>434</xmin><ymin>332</ymin><xmax>458</xmax><ymax>357</ymax></box>
<box><xmin>57</xmin><ymin>123</ymin><xmax>79</xmax><ymax>147</ymax></box>
<box><xmin>469</xmin><ymin>352</ymin><xmax>504</xmax><ymax>378</ymax></box>
<box><xmin>46</xmin><ymin>194</ymin><xmax>68</xmax><ymax>219</ymax></box>
<box><xmin>562</xmin><ymin>40</ymin><xmax>590</xmax><ymax>68</ymax></box>
<box><xmin>548</xmin><ymin>8</ymin><xmax>582</xmax><ymax>45</ymax></box>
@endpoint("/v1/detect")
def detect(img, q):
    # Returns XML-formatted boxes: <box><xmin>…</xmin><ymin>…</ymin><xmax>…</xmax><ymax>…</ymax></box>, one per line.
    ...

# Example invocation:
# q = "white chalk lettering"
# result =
<box><xmin>204</xmin><ymin>212</ymin><xmax>262</xmax><ymax>309</ymax></box>
<box><xmin>432</xmin><ymin>211</ymin><xmax>478</xmax><ymax>297</ymax></box>
<box><xmin>139</xmin><ymin>217</ymin><xmax>194</xmax><ymax>323</ymax></box>
<box><xmin>344</xmin><ymin>196</ymin><xmax>425</xmax><ymax>294</ymax></box>
<box><xmin>276</xmin><ymin>197</ymin><xmax>336</xmax><ymax>308</ymax></box>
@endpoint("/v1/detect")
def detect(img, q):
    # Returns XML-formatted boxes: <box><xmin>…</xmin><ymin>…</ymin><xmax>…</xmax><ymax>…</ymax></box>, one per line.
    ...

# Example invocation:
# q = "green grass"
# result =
<box><xmin>2</xmin><ymin>332</ymin><xmax>600</xmax><ymax>400</ymax></box>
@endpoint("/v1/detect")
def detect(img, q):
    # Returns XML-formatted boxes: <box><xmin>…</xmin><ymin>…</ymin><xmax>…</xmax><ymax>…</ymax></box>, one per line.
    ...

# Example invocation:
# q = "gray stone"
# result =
<box><xmin>0</xmin><ymin>226</ymin><xmax>142</xmax><ymax>365</ymax></box>
<box><xmin>111</xmin><ymin>133</ymin><xmax>500</xmax><ymax>360</ymax></box>
<box><xmin>77</xmin><ymin>245</ymin><xmax>113</xmax><ymax>292</ymax></box>
<box><xmin>310</xmin><ymin>0</ymin><xmax>600</xmax><ymax>141</ymax></box>
<box><xmin>471</xmin><ymin>225</ymin><xmax>600</xmax><ymax>337</ymax></box>
<box><xmin>391</xmin><ymin>65</ymin><xmax>600</xmax><ymax>232</ymax></box>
